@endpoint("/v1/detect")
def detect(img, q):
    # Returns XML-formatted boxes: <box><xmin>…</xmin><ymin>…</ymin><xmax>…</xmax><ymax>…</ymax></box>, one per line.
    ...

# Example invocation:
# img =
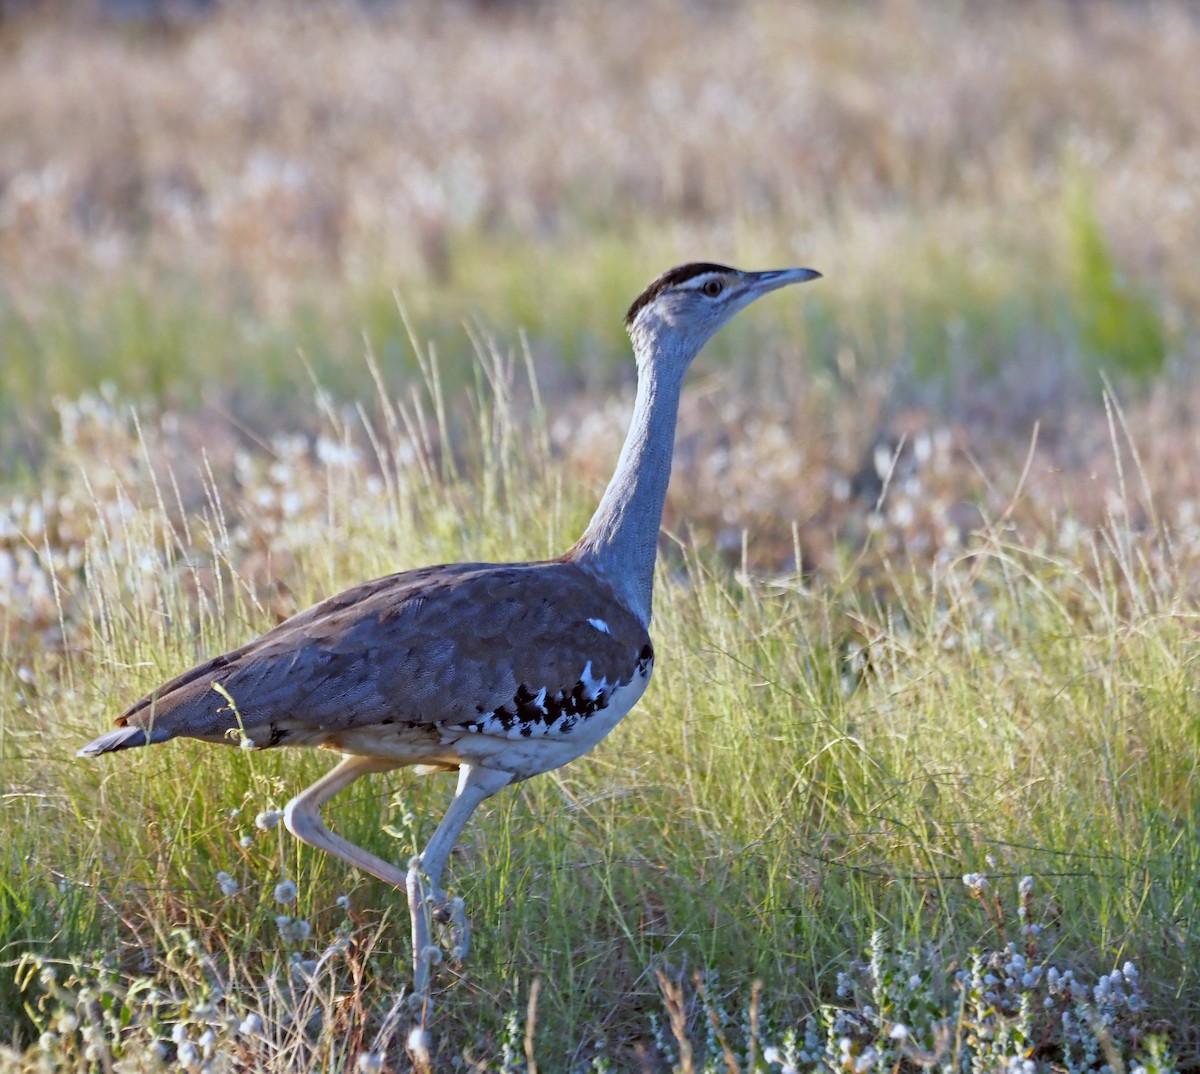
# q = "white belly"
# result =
<box><xmin>326</xmin><ymin>658</ymin><xmax>654</xmax><ymax>781</ymax></box>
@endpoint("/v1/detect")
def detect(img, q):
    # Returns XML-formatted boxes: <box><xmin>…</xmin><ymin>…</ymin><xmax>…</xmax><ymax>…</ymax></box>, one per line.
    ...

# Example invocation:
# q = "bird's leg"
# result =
<box><xmin>408</xmin><ymin>764</ymin><xmax>513</xmax><ymax>998</ymax></box>
<box><xmin>283</xmin><ymin>755</ymin><xmax>407</xmax><ymax>888</ymax></box>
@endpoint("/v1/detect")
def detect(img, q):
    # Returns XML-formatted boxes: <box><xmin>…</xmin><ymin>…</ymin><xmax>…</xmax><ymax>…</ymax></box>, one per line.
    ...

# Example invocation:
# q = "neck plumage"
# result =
<box><xmin>570</xmin><ymin>329</ymin><xmax>691</xmax><ymax>627</ymax></box>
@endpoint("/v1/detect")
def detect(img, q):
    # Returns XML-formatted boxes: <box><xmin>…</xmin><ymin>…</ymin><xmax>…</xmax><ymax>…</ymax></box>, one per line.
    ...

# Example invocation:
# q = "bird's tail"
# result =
<box><xmin>77</xmin><ymin>724</ymin><xmax>173</xmax><ymax>758</ymax></box>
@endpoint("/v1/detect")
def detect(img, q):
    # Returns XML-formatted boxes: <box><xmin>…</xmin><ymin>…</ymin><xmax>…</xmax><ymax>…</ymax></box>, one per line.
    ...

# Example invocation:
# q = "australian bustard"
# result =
<box><xmin>78</xmin><ymin>261</ymin><xmax>821</xmax><ymax>1004</ymax></box>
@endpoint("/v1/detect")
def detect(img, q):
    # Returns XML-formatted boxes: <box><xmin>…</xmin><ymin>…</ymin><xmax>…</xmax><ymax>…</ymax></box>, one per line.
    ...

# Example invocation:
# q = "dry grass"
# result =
<box><xmin>2</xmin><ymin>1</ymin><xmax>1199</xmax><ymax>326</ymax></box>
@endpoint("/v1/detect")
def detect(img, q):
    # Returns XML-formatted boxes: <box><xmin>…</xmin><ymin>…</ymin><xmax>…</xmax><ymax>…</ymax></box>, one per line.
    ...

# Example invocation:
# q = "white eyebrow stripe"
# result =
<box><xmin>677</xmin><ymin>272</ymin><xmax>727</xmax><ymax>291</ymax></box>
<box><xmin>587</xmin><ymin>617</ymin><xmax>611</xmax><ymax>635</ymax></box>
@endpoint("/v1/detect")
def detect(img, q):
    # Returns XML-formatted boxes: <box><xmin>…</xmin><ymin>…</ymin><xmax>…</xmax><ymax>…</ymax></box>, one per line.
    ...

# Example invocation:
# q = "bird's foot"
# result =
<box><xmin>421</xmin><ymin>878</ymin><xmax>469</xmax><ymax>964</ymax></box>
<box><xmin>406</xmin><ymin>858</ymin><xmax>470</xmax><ymax>988</ymax></box>
<box><xmin>432</xmin><ymin>894</ymin><xmax>470</xmax><ymax>964</ymax></box>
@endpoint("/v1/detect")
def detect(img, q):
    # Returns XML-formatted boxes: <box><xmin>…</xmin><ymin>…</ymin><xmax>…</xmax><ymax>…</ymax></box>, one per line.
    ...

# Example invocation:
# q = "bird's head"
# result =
<box><xmin>624</xmin><ymin>262</ymin><xmax>821</xmax><ymax>368</ymax></box>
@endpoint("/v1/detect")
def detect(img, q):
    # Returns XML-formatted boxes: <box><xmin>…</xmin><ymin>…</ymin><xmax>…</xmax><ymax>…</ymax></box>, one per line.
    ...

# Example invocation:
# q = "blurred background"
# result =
<box><xmin>3</xmin><ymin>0</ymin><xmax>1199</xmax><ymax>578</ymax></box>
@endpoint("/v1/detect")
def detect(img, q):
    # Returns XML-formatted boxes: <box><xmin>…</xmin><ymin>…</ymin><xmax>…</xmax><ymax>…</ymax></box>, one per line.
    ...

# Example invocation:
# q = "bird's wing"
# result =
<box><xmin>107</xmin><ymin>560</ymin><xmax>652</xmax><ymax>746</ymax></box>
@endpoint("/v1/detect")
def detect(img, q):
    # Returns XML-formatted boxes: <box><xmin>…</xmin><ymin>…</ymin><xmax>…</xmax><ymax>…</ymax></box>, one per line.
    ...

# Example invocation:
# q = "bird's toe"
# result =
<box><xmin>429</xmin><ymin>893</ymin><xmax>470</xmax><ymax>962</ymax></box>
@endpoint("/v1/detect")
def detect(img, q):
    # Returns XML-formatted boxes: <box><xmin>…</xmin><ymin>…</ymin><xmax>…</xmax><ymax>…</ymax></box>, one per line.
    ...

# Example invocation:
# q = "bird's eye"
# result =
<box><xmin>702</xmin><ymin>279</ymin><xmax>723</xmax><ymax>297</ymax></box>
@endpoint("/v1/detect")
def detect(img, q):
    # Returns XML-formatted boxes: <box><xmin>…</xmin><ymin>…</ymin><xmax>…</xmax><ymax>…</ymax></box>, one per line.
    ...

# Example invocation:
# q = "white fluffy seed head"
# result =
<box><xmin>406</xmin><ymin>1027</ymin><xmax>433</xmax><ymax>1064</ymax></box>
<box><xmin>962</xmin><ymin>872</ymin><xmax>989</xmax><ymax>894</ymax></box>
<box><xmin>357</xmin><ymin>1052</ymin><xmax>384</xmax><ymax>1074</ymax></box>
<box><xmin>177</xmin><ymin>1041</ymin><xmax>200</xmax><ymax>1071</ymax></box>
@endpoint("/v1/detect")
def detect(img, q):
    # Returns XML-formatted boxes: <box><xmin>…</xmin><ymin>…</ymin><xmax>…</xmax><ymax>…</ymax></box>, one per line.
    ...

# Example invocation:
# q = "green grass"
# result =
<box><xmin>1</xmin><ymin>347</ymin><xmax>1197</xmax><ymax>1069</ymax></box>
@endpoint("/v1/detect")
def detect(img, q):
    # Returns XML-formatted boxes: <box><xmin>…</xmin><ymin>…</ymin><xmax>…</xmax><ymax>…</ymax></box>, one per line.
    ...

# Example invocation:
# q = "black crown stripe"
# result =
<box><xmin>624</xmin><ymin>262</ymin><xmax>735</xmax><ymax>327</ymax></box>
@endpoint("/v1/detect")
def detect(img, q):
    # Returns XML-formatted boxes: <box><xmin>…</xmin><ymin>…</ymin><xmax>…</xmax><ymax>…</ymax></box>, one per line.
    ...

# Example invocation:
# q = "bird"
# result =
<box><xmin>77</xmin><ymin>261</ymin><xmax>821</xmax><ymax>1005</ymax></box>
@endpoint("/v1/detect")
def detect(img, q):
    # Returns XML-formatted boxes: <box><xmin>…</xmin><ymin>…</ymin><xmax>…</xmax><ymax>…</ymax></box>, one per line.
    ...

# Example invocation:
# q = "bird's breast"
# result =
<box><xmin>325</xmin><ymin>643</ymin><xmax>655</xmax><ymax>780</ymax></box>
<box><xmin>448</xmin><ymin>647</ymin><xmax>655</xmax><ymax>778</ymax></box>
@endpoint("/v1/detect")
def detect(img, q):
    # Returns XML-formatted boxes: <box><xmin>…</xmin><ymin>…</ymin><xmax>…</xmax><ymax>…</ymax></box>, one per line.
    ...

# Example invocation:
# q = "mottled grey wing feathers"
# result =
<box><xmin>104</xmin><ymin>560</ymin><xmax>650</xmax><ymax>748</ymax></box>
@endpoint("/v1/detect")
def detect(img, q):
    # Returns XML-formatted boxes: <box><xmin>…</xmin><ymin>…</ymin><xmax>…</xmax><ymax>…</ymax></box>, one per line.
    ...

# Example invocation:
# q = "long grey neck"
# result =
<box><xmin>571</xmin><ymin>336</ymin><xmax>690</xmax><ymax>627</ymax></box>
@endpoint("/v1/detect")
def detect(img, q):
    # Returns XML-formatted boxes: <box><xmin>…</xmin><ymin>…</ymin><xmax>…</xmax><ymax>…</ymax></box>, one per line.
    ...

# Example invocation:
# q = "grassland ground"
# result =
<box><xmin>2</xmin><ymin>1</ymin><xmax>1200</xmax><ymax>1070</ymax></box>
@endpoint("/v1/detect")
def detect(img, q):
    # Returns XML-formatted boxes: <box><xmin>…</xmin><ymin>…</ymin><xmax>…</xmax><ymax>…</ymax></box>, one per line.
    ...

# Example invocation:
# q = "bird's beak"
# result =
<box><xmin>747</xmin><ymin>267</ymin><xmax>822</xmax><ymax>294</ymax></box>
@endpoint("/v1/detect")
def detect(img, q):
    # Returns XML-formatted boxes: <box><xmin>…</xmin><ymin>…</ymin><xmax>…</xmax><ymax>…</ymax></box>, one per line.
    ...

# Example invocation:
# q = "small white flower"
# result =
<box><xmin>336</xmin><ymin>894</ymin><xmax>351</xmax><ymax>910</ymax></box>
<box><xmin>255</xmin><ymin>810</ymin><xmax>281</xmax><ymax>831</ymax></box>
<box><xmin>177</xmin><ymin>1040</ymin><xmax>201</xmax><ymax>1070</ymax></box>
<box><xmin>962</xmin><ymin>872</ymin><xmax>989</xmax><ymax>893</ymax></box>
<box><xmin>274</xmin><ymin>879</ymin><xmax>297</xmax><ymax>904</ymax></box>
<box><xmin>889</xmin><ymin>1023</ymin><xmax>909</xmax><ymax>1040</ymax></box>
<box><xmin>763</xmin><ymin>1045</ymin><xmax>782</xmax><ymax>1064</ymax></box>
<box><xmin>275</xmin><ymin>915</ymin><xmax>312</xmax><ymax>944</ymax></box>
<box><xmin>215</xmin><ymin>871</ymin><xmax>239</xmax><ymax>897</ymax></box>
<box><xmin>198</xmin><ymin>1028</ymin><xmax>216</xmax><ymax>1056</ymax></box>
<box><xmin>238</xmin><ymin>1014</ymin><xmax>263</xmax><ymax>1036</ymax></box>
<box><xmin>171</xmin><ymin>1024</ymin><xmax>188</xmax><ymax>1045</ymax></box>
<box><xmin>239</xmin><ymin>835</ymin><xmax>253</xmax><ymax>849</ymax></box>
<box><xmin>38</xmin><ymin>1032</ymin><xmax>57</xmax><ymax>1051</ymax></box>
<box><xmin>407</xmin><ymin>1026</ymin><xmax>433</xmax><ymax>1064</ymax></box>
<box><xmin>358</xmin><ymin>1054</ymin><xmax>384</xmax><ymax>1074</ymax></box>
<box><xmin>855</xmin><ymin>1047</ymin><xmax>878</xmax><ymax>1072</ymax></box>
